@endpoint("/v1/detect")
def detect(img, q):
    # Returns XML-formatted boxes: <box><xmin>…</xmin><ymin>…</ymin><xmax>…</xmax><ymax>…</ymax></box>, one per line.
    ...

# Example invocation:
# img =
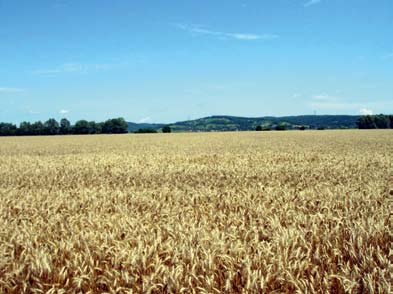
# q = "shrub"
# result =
<box><xmin>275</xmin><ymin>123</ymin><xmax>286</xmax><ymax>131</ymax></box>
<box><xmin>162</xmin><ymin>126</ymin><xmax>172</xmax><ymax>133</ymax></box>
<box><xmin>134</xmin><ymin>128</ymin><xmax>158</xmax><ymax>134</ymax></box>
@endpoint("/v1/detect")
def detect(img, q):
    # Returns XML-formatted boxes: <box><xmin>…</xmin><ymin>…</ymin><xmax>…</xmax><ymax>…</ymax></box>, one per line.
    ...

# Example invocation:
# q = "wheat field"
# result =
<box><xmin>0</xmin><ymin>130</ymin><xmax>391</xmax><ymax>293</ymax></box>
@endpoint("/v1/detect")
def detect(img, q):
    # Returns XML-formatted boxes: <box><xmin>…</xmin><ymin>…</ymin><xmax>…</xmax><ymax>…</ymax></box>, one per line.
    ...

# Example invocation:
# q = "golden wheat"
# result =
<box><xmin>0</xmin><ymin>130</ymin><xmax>392</xmax><ymax>293</ymax></box>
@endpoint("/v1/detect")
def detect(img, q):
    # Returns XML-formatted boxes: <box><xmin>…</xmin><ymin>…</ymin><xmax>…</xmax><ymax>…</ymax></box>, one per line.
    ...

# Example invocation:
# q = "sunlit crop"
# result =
<box><xmin>0</xmin><ymin>130</ymin><xmax>391</xmax><ymax>293</ymax></box>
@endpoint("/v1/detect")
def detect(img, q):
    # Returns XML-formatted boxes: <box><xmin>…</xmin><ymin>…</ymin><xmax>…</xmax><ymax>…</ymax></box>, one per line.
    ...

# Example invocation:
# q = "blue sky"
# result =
<box><xmin>0</xmin><ymin>0</ymin><xmax>392</xmax><ymax>123</ymax></box>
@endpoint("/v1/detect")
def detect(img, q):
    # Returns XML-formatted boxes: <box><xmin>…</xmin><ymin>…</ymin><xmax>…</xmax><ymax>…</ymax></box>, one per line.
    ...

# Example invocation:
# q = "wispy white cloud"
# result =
<box><xmin>32</xmin><ymin>62</ymin><xmax>123</xmax><ymax>76</ymax></box>
<box><xmin>310</xmin><ymin>93</ymin><xmax>354</xmax><ymax>110</ymax></box>
<box><xmin>93</xmin><ymin>61</ymin><xmax>129</xmax><ymax>70</ymax></box>
<box><xmin>0</xmin><ymin>87</ymin><xmax>24</xmax><ymax>93</ymax></box>
<box><xmin>292</xmin><ymin>93</ymin><xmax>302</xmax><ymax>99</ymax></box>
<box><xmin>304</xmin><ymin>0</ymin><xmax>322</xmax><ymax>7</ymax></box>
<box><xmin>94</xmin><ymin>63</ymin><xmax>117</xmax><ymax>70</ymax></box>
<box><xmin>174</xmin><ymin>24</ymin><xmax>278</xmax><ymax>41</ymax></box>
<box><xmin>139</xmin><ymin>117</ymin><xmax>151</xmax><ymax>123</ymax></box>
<box><xmin>61</xmin><ymin>63</ymin><xmax>83</xmax><ymax>72</ymax></box>
<box><xmin>53</xmin><ymin>0</ymin><xmax>68</xmax><ymax>8</ymax></box>
<box><xmin>309</xmin><ymin>93</ymin><xmax>377</xmax><ymax>113</ymax></box>
<box><xmin>310</xmin><ymin>102</ymin><xmax>351</xmax><ymax>110</ymax></box>
<box><xmin>312</xmin><ymin>93</ymin><xmax>338</xmax><ymax>101</ymax></box>
<box><xmin>59</xmin><ymin>109</ymin><xmax>69</xmax><ymax>114</ymax></box>
<box><xmin>231</xmin><ymin>33</ymin><xmax>265</xmax><ymax>40</ymax></box>
<box><xmin>359</xmin><ymin>108</ymin><xmax>373</xmax><ymax>115</ymax></box>
<box><xmin>32</xmin><ymin>69</ymin><xmax>62</xmax><ymax>75</ymax></box>
<box><xmin>28</xmin><ymin>110</ymin><xmax>40</xmax><ymax>115</ymax></box>
<box><xmin>33</xmin><ymin>63</ymin><xmax>84</xmax><ymax>75</ymax></box>
<box><xmin>382</xmin><ymin>52</ymin><xmax>393</xmax><ymax>59</ymax></box>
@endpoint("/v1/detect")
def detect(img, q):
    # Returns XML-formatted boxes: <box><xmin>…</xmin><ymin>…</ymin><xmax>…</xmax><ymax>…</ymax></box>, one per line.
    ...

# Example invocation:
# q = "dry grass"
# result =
<box><xmin>0</xmin><ymin>130</ymin><xmax>392</xmax><ymax>293</ymax></box>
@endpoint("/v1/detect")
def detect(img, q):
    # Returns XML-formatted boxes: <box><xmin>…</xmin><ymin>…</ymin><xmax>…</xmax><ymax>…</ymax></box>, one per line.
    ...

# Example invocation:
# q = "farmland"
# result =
<box><xmin>0</xmin><ymin>130</ymin><xmax>391</xmax><ymax>293</ymax></box>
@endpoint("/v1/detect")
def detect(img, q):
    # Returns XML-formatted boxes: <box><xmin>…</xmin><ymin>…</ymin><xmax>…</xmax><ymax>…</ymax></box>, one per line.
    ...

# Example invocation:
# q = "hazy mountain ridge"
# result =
<box><xmin>128</xmin><ymin>115</ymin><xmax>360</xmax><ymax>132</ymax></box>
<box><xmin>127</xmin><ymin>122</ymin><xmax>165</xmax><ymax>132</ymax></box>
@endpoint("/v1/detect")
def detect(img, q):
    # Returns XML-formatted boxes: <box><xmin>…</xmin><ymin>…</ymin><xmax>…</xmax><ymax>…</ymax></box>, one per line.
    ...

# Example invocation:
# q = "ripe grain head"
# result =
<box><xmin>0</xmin><ymin>130</ymin><xmax>391</xmax><ymax>293</ymax></box>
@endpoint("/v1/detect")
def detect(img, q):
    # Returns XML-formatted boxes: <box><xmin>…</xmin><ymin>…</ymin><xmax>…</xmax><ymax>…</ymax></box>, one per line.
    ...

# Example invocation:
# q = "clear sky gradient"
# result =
<box><xmin>1</xmin><ymin>0</ymin><xmax>392</xmax><ymax>123</ymax></box>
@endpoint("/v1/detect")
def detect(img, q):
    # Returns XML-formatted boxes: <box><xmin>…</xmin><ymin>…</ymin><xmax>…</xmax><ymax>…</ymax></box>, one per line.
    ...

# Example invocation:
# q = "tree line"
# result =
<box><xmin>1</xmin><ymin>115</ymin><xmax>391</xmax><ymax>136</ymax></box>
<box><xmin>356</xmin><ymin>114</ymin><xmax>393</xmax><ymax>129</ymax></box>
<box><xmin>0</xmin><ymin>118</ymin><xmax>129</xmax><ymax>136</ymax></box>
<box><xmin>133</xmin><ymin>126</ymin><xmax>172</xmax><ymax>134</ymax></box>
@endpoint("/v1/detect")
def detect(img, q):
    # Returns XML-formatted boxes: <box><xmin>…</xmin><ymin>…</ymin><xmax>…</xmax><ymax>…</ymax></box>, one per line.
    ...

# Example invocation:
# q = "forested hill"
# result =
<box><xmin>128</xmin><ymin>115</ymin><xmax>360</xmax><ymax>132</ymax></box>
<box><xmin>127</xmin><ymin>122</ymin><xmax>165</xmax><ymax>132</ymax></box>
<box><xmin>0</xmin><ymin>115</ymin><xmax>386</xmax><ymax>135</ymax></box>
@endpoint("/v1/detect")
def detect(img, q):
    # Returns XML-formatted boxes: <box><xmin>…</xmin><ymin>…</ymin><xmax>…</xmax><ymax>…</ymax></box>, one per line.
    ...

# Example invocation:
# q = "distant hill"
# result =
<box><xmin>127</xmin><ymin>122</ymin><xmax>165</xmax><ymax>132</ymax></box>
<box><xmin>128</xmin><ymin>115</ymin><xmax>361</xmax><ymax>132</ymax></box>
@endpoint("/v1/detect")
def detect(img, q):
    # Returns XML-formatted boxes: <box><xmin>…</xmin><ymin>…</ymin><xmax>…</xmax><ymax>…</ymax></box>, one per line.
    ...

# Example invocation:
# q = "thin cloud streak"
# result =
<box><xmin>32</xmin><ymin>63</ymin><xmax>84</xmax><ymax>75</ymax></box>
<box><xmin>312</xmin><ymin>93</ymin><xmax>338</xmax><ymax>101</ymax></box>
<box><xmin>309</xmin><ymin>94</ymin><xmax>382</xmax><ymax>114</ymax></box>
<box><xmin>138</xmin><ymin>117</ymin><xmax>152</xmax><ymax>123</ymax></box>
<box><xmin>359</xmin><ymin>108</ymin><xmax>373</xmax><ymax>115</ymax></box>
<box><xmin>0</xmin><ymin>87</ymin><xmax>24</xmax><ymax>93</ymax></box>
<box><xmin>32</xmin><ymin>62</ymin><xmax>123</xmax><ymax>76</ymax></box>
<box><xmin>28</xmin><ymin>110</ymin><xmax>40</xmax><ymax>115</ymax></box>
<box><xmin>175</xmin><ymin>24</ymin><xmax>278</xmax><ymax>41</ymax></box>
<box><xmin>310</xmin><ymin>93</ymin><xmax>362</xmax><ymax>111</ymax></box>
<box><xmin>382</xmin><ymin>52</ymin><xmax>393</xmax><ymax>59</ymax></box>
<box><xmin>292</xmin><ymin>93</ymin><xmax>302</xmax><ymax>99</ymax></box>
<box><xmin>304</xmin><ymin>0</ymin><xmax>322</xmax><ymax>7</ymax></box>
<box><xmin>310</xmin><ymin>101</ymin><xmax>362</xmax><ymax>110</ymax></box>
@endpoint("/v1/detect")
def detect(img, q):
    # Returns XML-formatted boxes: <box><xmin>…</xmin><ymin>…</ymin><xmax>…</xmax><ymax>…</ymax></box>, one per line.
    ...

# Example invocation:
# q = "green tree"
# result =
<box><xmin>44</xmin><ymin>118</ymin><xmax>60</xmax><ymax>135</ymax></box>
<box><xmin>255</xmin><ymin>125</ymin><xmax>262</xmax><ymax>131</ymax></box>
<box><xmin>111</xmin><ymin>118</ymin><xmax>128</xmax><ymax>133</ymax></box>
<box><xmin>389</xmin><ymin>115</ymin><xmax>393</xmax><ymax>129</ymax></box>
<box><xmin>357</xmin><ymin>115</ymin><xmax>377</xmax><ymax>129</ymax></box>
<box><xmin>134</xmin><ymin>128</ymin><xmax>157</xmax><ymax>133</ymax></box>
<box><xmin>31</xmin><ymin>121</ymin><xmax>44</xmax><ymax>135</ymax></box>
<box><xmin>0</xmin><ymin>123</ymin><xmax>17</xmax><ymax>136</ymax></box>
<box><xmin>162</xmin><ymin>125</ymin><xmax>172</xmax><ymax>133</ymax></box>
<box><xmin>101</xmin><ymin>119</ymin><xmax>113</xmax><ymax>134</ymax></box>
<box><xmin>275</xmin><ymin>123</ymin><xmax>286</xmax><ymax>131</ymax></box>
<box><xmin>374</xmin><ymin>114</ymin><xmax>389</xmax><ymax>129</ymax></box>
<box><xmin>96</xmin><ymin>122</ymin><xmax>104</xmax><ymax>133</ymax></box>
<box><xmin>60</xmin><ymin>118</ymin><xmax>71</xmax><ymax>134</ymax></box>
<box><xmin>356</xmin><ymin>116</ymin><xmax>367</xmax><ymax>129</ymax></box>
<box><xmin>103</xmin><ymin>118</ymin><xmax>128</xmax><ymax>134</ymax></box>
<box><xmin>18</xmin><ymin>121</ymin><xmax>32</xmax><ymax>135</ymax></box>
<box><xmin>88</xmin><ymin>121</ymin><xmax>104</xmax><ymax>134</ymax></box>
<box><xmin>73</xmin><ymin>120</ymin><xmax>90</xmax><ymax>134</ymax></box>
